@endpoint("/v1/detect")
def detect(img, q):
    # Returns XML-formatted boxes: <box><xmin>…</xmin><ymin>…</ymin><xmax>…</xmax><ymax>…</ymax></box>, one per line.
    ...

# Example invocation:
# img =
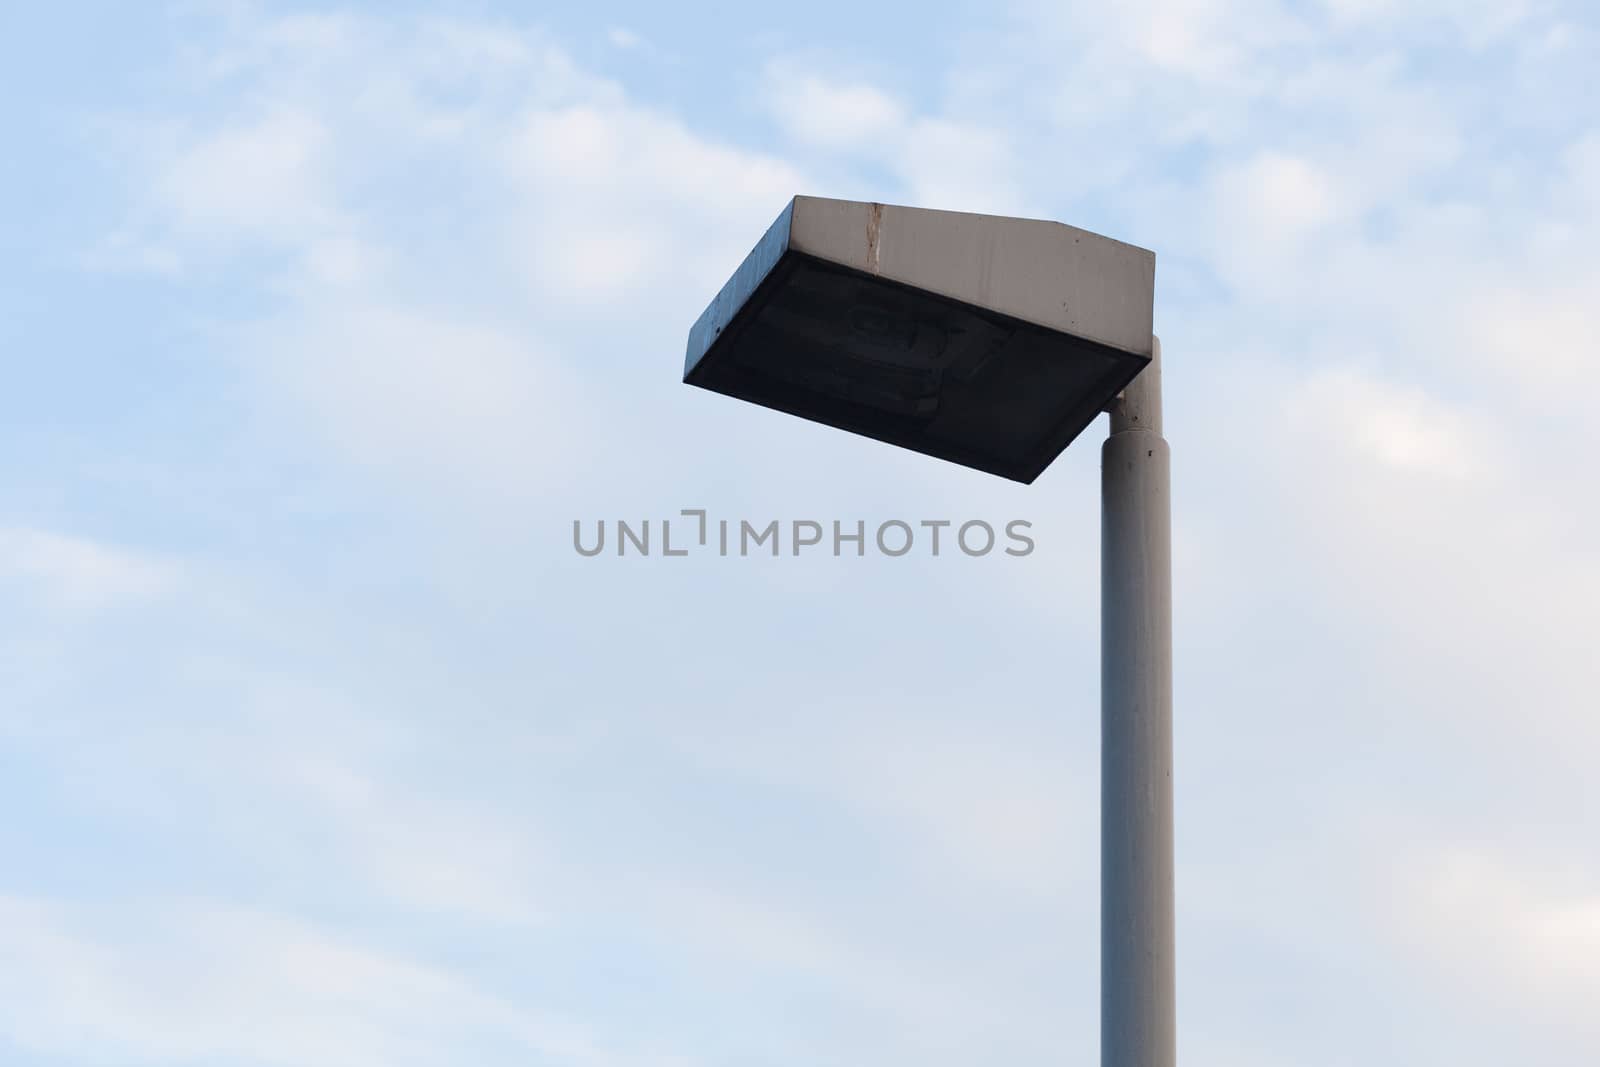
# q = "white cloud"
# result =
<box><xmin>1213</xmin><ymin>151</ymin><xmax>1341</xmax><ymax>242</ymax></box>
<box><xmin>97</xmin><ymin>12</ymin><xmax>812</xmax><ymax>501</ymax></box>
<box><xmin>1318</xmin><ymin>0</ymin><xmax>1540</xmax><ymax>45</ymax></box>
<box><xmin>156</xmin><ymin>111</ymin><xmax>337</xmax><ymax>240</ymax></box>
<box><xmin>1119</xmin><ymin>0</ymin><xmax>1310</xmax><ymax>82</ymax></box>
<box><xmin>676</xmin><ymin>707</ymin><xmax>1093</xmax><ymax>898</ymax></box>
<box><xmin>896</xmin><ymin>116</ymin><xmax>1022</xmax><ymax>213</ymax></box>
<box><xmin>1289</xmin><ymin>368</ymin><xmax>1500</xmax><ymax>483</ymax></box>
<box><xmin>764</xmin><ymin>68</ymin><xmax>908</xmax><ymax>150</ymax></box>
<box><xmin>833</xmin><ymin>723</ymin><xmax>1092</xmax><ymax>894</ymax></box>
<box><xmin>1464</xmin><ymin>278</ymin><xmax>1600</xmax><ymax>390</ymax></box>
<box><xmin>0</xmin><ymin>898</ymin><xmax>621</xmax><ymax>1067</ymax></box>
<box><xmin>0</xmin><ymin>527</ymin><xmax>174</xmax><ymax>611</ymax></box>
<box><xmin>247</xmin><ymin>303</ymin><xmax>587</xmax><ymax>494</ymax></box>
<box><xmin>1396</xmin><ymin>847</ymin><xmax>1600</xmax><ymax>1046</ymax></box>
<box><xmin>640</xmin><ymin>879</ymin><xmax>1023</xmax><ymax>1052</ymax></box>
<box><xmin>502</xmin><ymin>101</ymin><xmax>806</xmax><ymax>303</ymax></box>
<box><xmin>606</xmin><ymin>27</ymin><xmax>644</xmax><ymax>51</ymax></box>
<box><xmin>55</xmin><ymin>5</ymin><xmax>1600</xmax><ymax>1065</ymax></box>
<box><xmin>761</xmin><ymin>61</ymin><xmax>1022</xmax><ymax>213</ymax></box>
<box><xmin>284</xmin><ymin>752</ymin><xmax>550</xmax><ymax>924</ymax></box>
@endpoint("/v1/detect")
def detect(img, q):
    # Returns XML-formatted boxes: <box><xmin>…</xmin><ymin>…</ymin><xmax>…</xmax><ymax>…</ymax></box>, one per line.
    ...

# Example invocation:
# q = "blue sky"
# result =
<box><xmin>2</xmin><ymin>1</ymin><xmax>1598</xmax><ymax>1064</ymax></box>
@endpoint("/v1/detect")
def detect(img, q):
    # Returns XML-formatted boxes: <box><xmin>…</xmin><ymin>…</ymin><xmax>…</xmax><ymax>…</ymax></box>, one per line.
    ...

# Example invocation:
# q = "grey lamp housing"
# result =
<box><xmin>684</xmin><ymin>196</ymin><xmax>1156</xmax><ymax>482</ymax></box>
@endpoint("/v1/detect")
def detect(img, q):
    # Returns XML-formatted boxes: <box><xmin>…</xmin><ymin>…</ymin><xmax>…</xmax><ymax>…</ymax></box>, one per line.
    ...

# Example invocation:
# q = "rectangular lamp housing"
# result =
<box><xmin>684</xmin><ymin>196</ymin><xmax>1155</xmax><ymax>483</ymax></box>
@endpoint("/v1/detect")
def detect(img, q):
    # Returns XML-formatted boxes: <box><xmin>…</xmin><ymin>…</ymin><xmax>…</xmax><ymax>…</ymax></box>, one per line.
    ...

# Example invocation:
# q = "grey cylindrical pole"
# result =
<box><xmin>1101</xmin><ymin>335</ymin><xmax>1174</xmax><ymax>1067</ymax></box>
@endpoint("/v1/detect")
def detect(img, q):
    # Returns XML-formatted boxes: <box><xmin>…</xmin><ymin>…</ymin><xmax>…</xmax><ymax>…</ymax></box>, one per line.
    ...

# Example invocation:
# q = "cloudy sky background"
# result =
<box><xmin>3</xmin><ymin>1</ymin><xmax>1598</xmax><ymax>1064</ymax></box>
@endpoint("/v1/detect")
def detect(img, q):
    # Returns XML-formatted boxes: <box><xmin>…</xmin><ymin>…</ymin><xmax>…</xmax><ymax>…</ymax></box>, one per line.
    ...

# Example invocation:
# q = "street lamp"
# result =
<box><xmin>683</xmin><ymin>195</ymin><xmax>1173</xmax><ymax>1067</ymax></box>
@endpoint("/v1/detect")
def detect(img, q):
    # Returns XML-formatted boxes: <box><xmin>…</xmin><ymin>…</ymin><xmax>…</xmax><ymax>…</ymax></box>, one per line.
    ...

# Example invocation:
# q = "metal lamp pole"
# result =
<box><xmin>684</xmin><ymin>195</ymin><xmax>1173</xmax><ymax>1066</ymax></box>
<box><xmin>1101</xmin><ymin>335</ymin><xmax>1175</xmax><ymax>1067</ymax></box>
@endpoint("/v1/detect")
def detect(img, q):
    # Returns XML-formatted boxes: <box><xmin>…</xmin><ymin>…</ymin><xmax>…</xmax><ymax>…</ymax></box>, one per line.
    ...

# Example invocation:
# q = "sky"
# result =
<box><xmin>2</xmin><ymin>1</ymin><xmax>1598</xmax><ymax>1064</ymax></box>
